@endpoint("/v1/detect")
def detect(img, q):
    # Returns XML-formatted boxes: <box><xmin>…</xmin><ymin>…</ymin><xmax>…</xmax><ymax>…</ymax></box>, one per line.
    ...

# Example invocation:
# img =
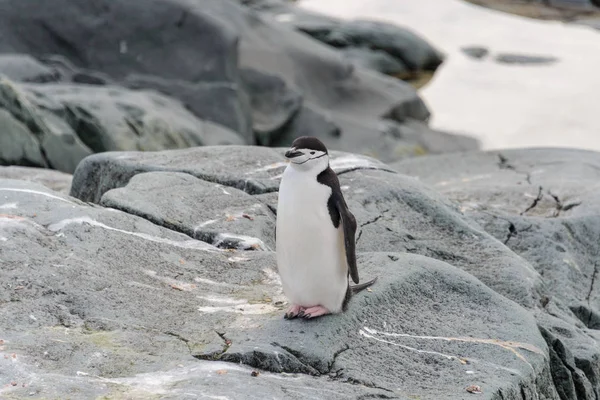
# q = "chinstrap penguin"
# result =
<box><xmin>275</xmin><ymin>136</ymin><xmax>377</xmax><ymax>320</ymax></box>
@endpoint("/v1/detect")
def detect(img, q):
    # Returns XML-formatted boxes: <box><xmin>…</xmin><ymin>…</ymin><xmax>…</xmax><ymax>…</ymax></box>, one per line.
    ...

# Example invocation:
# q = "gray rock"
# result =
<box><xmin>0</xmin><ymin>77</ymin><xmax>244</xmax><ymax>173</ymax></box>
<box><xmin>100</xmin><ymin>171</ymin><xmax>276</xmax><ymax>250</ymax></box>
<box><xmin>311</xmin><ymin>19</ymin><xmax>444</xmax><ymax>72</ymax></box>
<box><xmin>1</xmin><ymin>177</ymin><xmax>555</xmax><ymax>399</ymax></box>
<box><xmin>195</xmin><ymin>0</ymin><xmax>431</xmax><ymax>124</ymax></box>
<box><xmin>339</xmin><ymin>47</ymin><xmax>409</xmax><ymax>77</ymax></box>
<box><xmin>0</xmin><ymin>0</ymin><xmax>252</xmax><ymax>139</ymax></box>
<box><xmin>27</xmin><ymin>82</ymin><xmax>246</xmax><ymax>151</ymax></box>
<box><xmin>0</xmin><ymin>109</ymin><xmax>47</xmax><ymax>168</ymax></box>
<box><xmin>0</xmin><ymin>78</ymin><xmax>93</xmax><ymax>173</ymax></box>
<box><xmin>239</xmin><ymin>68</ymin><xmax>303</xmax><ymax>145</ymax></box>
<box><xmin>495</xmin><ymin>53</ymin><xmax>559</xmax><ymax>65</ymax></box>
<box><xmin>461</xmin><ymin>46</ymin><xmax>490</xmax><ymax>60</ymax></box>
<box><xmin>0</xmin><ymin>165</ymin><xmax>72</xmax><ymax>193</ymax></box>
<box><xmin>0</xmin><ymin>54</ymin><xmax>59</xmax><ymax>83</ymax></box>
<box><xmin>391</xmin><ymin>147</ymin><xmax>600</xmax><ymax>398</ymax></box>
<box><xmin>69</xmin><ymin>145</ymin><xmax>394</xmax><ymax>203</ymax></box>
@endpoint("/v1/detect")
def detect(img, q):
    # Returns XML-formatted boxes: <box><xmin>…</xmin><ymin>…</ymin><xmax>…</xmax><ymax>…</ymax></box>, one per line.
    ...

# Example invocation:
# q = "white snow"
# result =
<box><xmin>299</xmin><ymin>0</ymin><xmax>600</xmax><ymax>152</ymax></box>
<box><xmin>0</xmin><ymin>202</ymin><xmax>18</xmax><ymax>209</ymax></box>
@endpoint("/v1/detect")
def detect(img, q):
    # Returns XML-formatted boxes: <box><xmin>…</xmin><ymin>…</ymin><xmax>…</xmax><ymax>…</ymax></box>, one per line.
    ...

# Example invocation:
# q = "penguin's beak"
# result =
<box><xmin>284</xmin><ymin>148</ymin><xmax>302</xmax><ymax>159</ymax></box>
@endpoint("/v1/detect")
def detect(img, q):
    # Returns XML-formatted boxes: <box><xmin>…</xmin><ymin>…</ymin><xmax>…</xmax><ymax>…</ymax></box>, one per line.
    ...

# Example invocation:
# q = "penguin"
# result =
<box><xmin>275</xmin><ymin>136</ymin><xmax>377</xmax><ymax>320</ymax></box>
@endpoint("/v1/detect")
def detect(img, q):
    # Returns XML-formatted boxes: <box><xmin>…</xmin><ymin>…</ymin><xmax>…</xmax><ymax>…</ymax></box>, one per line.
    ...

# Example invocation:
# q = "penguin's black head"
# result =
<box><xmin>284</xmin><ymin>136</ymin><xmax>329</xmax><ymax>171</ymax></box>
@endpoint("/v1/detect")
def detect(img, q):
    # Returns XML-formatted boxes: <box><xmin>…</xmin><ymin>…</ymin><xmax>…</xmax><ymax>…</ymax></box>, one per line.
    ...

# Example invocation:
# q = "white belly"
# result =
<box><xmin>275</xmin><ymin>168</ymin><xmax>348</xmax><ymax>313</ymax></box>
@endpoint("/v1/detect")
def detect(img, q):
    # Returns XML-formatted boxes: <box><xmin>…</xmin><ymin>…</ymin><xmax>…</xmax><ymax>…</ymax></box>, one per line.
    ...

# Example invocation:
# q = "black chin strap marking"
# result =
<box><xmin>292</xmin><ymin>153</ymin><xmax>327</xmax><ymax>165</ymax></box>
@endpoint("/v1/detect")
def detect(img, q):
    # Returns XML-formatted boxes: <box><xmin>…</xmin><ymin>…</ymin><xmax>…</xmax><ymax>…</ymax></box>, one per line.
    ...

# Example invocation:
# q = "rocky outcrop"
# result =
<box><xmin>392</xmin><ymin>148</ymin><xmax>600</xmax><ymax>400</ymax></box>
<box><xmin>2</xmin><ymin>145</ymin><xmax>599</xmax><ymax>398</ymax></box>
<box><xmin>244</xmin><ymin>0</ymin><xmax>444</xmax><ymax>79</ymax></box>
<box><xmin>0</xmin><ymin>77</ymin><xmax>245</xmax><ymax>173</ymax></box>
<box><xmin>0</xmin><ymin>0</ymin><xmax>476</xmax><ymax>174</ymax></box>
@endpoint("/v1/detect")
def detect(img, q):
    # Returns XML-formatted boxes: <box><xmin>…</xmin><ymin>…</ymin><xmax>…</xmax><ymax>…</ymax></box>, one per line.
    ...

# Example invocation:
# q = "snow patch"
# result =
<box><xmin>0</xmin><ymin>202</ymin><xmax>17</xmax><ymax>209</ymax></box>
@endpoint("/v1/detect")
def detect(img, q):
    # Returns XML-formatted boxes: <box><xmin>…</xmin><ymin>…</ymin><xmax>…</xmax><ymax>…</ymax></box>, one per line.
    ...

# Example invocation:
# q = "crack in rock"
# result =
<box><xmin>356</xmin><ymin>209</ymin><xmax>391</xmax><ymax>244</ymax></box>
<box><xmin>520</xmin><ymin>186</ymin><xmax>543</xmax><ymax>215</ymax></box>
<box><xmin>540</xmin><ymin>326</ymin><xmax>594</xmax><ymax>400</ymax></box>
<box><xmin>548</xmin><ymin>191</ymin><xmax>581</xmax><ymax>217</ymax></box>
<box><xmin>497</xmin><ymin>153</ymin><xmax>531</xmax><ymax>184</ymax></box>
<box><xmin>164</xmin><ymin>331</ymin><xmax>192</xmax><ymax>353</ymax></box>
<box><xmin>193</xmin><ymin>331</ymin><xmax>232</xmax><ymax>361</ymax></box>
<box><xmin>586</xmin><ymin>262</ymin><xmax>598</xmax><ymax>305</ymax></box>
<box><xmin>504</xmin><ymin>222</ymin><xmax>517</xmax><ymax>245</ymax></box>
<box><xmin>504</xmin><ymin>222</ymin><xmax>532</xmax><ymax>246</ymax></box>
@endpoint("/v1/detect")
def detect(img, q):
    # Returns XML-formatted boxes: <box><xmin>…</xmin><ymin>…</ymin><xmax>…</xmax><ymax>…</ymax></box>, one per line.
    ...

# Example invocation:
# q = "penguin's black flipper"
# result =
<box><xmin>317</xmin><ymin>167</ymin><xmax>359</xmax><ymax>284</ymax></box>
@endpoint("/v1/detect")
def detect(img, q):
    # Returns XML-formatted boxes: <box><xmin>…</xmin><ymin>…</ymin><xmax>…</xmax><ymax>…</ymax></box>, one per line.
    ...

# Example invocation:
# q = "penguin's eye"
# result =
<box><xmin>310</xmin><ymin>151</ymin><xmax>315</xmax><ymax>155</ymax></box>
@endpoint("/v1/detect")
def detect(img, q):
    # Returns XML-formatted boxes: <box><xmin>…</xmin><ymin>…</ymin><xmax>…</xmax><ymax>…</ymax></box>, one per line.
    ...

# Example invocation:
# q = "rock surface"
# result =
<box><xmin>392</xmin><ymin>148</ymin><xmax>600</xmax><ymax>400</ymax></box>
<box><xmin>0</xmin><ymin>165</ymin><xmax>72</xmax><ymax>194</ymax></box>
<box><xmin>3</xmin><ymin>145</ymin><xmax>599</xmax><ymax>398</ymax></box>
<box><xmin>0</xmin><ymin>76</ymin><xmax>245</xmax><ymax>173</ymax></box>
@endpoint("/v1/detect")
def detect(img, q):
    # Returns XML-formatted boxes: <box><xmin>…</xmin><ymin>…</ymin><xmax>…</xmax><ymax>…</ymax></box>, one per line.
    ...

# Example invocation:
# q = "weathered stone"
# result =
<box><xmin>495</xmin><ymin>53</ymin><xmax>559</xmax><ymax>65</ymax></box>
<box><xmin>391</xmin><ymin>147</ymin><xmax>600</xmax><ymax>399</ymax></box>
<box><xmin>0</xmin><ymin>165</ymin><xmax>72</xmax><ymax>194</ymax></box>
<box><xmin>100</xmin><ymin>171</ymin><xmax>276</xmax><ymax>250</ymax></box>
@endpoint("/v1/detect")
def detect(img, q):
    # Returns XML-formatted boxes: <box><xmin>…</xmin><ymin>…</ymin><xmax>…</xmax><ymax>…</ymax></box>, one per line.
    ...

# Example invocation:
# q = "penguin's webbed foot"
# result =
<box><xmin>301</xmin><ymin>305</ymin><xmax>331</xmax><ymax>319</ymax></box>
<box><xmin>284</xmin><ymin>304</ymin><xmax>304</xmax><ymax>319</ymax></box>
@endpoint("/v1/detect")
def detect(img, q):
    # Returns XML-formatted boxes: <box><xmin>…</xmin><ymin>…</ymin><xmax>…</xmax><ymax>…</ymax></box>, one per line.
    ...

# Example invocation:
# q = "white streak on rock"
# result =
<box><xmin>47</xmin><ymin>216</ymin><xmax>220</xmax><ymax>252</ymax></box>
<box><xmin>227</xmin><ymin>256</ymin><xmax>249</xmax><ymax>263</ymax></box>
<box><xmin>198</xmin><ymin>303</ymin><xmax>278</xmax><ymax>315</ymax></box>
<box><xmin>194</xmin><ymin>277</ymin><xmax>240</xmax><ymax>288</ymax></box>
<box><xmin>197</xmin><ymin>295</ymin><xmax>246</xmax><ymax>305</ymax></box>
<box><xmin>361</xmin><ymin>326</ymin><xmax>539</xmax><ymax>369</ymax></box>
<box><xmin>359</xmin><ymin>328</ymin><xmax>457</xmax><ymax>360</ymax></box>
<box><xmin>213</xmin><ymin>233</ymin><xmax>269</xmax><ymax>251</ymax></box>
<box><xmin>214</xmin><ymin>184</ymin><xmax>231</xmax><ymax>195</ymax></box>
<box><xmin>0</xmin><ymin>202</ymin><xmax>17</xmax><ymax>209</ymax></box>
<box><xmin>0</xmin><ymin>188</ymin><xmax>75</xmax><ymax>205</ymax></box>
<box><xmin>246</xmin><ymin>161</ymin><xmax>288</xmax><ymax>174</ymax></box>
<box><xmin>196</xmin><ymin>219</ymin><xmax>217</xmax><ymax>229</ymax></box>
<box><xmin>0</xmin><ymin>236</ymin><xmax>7</xmax><ymax>242</ymax></box>
<box><xmin>330</xmin><ymin>155</ymin><xmax>385</xmax><ymax>172</ymax></box>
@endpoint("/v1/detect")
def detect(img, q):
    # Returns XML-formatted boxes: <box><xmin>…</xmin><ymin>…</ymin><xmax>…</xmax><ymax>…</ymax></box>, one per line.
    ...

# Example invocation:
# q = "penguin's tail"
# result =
<box><xmin>350</xmin><ymin>277</ymin><xmax>378</xmax><ymax>294</ymax></box>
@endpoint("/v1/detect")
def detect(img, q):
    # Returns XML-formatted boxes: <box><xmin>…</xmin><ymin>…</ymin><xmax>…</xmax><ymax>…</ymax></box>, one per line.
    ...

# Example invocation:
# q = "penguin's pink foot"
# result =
<box><xmin>301</xmin><ymin>305</ymin><xmax>331</xmax><ymax>319</ymax></box>
<box><xmin>284</xmin><ymin>304</ymin><xmax>304</xmax><ymax>319</ymax></box>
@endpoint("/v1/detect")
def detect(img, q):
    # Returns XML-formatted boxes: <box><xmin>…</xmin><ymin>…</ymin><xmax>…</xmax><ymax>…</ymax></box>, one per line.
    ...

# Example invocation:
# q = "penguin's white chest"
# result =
<box><xmin>275</xmin><ymin>167</ymin><xmax>348</xmax><ymax>313</ymax></box>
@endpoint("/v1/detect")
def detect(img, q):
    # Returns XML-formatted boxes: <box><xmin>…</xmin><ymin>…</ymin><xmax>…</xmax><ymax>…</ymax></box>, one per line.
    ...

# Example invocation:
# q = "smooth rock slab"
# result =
<box><xmin>69</xmin><ymin>145</ymin><xmax>393</xmax><ymax>202</ymax></box>
<box><xmin>100</xmin><ymin>171</ymin><xmax>276</xmax><ymax>250</ymax></box>
<box><xmin>0</xmin><ymin>179</ymin><xmax>391</xmax><ymax>399</ymax></box>
<box><xmin>219</xmin><ymin>252</ymin><xmax>555</xmax><ymax>399</ymax></box>
<box><xmin>0</xmin><ymin>165</ymin><xmax>72</xmax><ymax>194</ymax></box>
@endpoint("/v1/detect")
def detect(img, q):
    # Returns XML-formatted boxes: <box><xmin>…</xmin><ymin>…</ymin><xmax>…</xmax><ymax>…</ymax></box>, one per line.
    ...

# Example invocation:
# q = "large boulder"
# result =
<box><xmin>0</xmin><ymin>0</ymin><xmax>252</xmax><ymax>138</ymax></box>
<box><xmin>0</xmin><ymin>0</ymin><xmax>476</xmax><ymax>171</ymax></box>
<box><xmin>392</xmin><ymin>148</ymin><xmax>600</xmax><ymax>400</ymax></box>
<box><xmin>1</xmin><ymin>158</ymin><xmax>555</xmax><ymax>398</ymax></box>
<box><xmin>0</xmin><ymin>77</ymin><xmax>244</xmax><ymax>173</ymax></box>
<box><xmin>244</xmin><ymin>0</ymin><xmax>444</xmax><ymax>78</ymax></box>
